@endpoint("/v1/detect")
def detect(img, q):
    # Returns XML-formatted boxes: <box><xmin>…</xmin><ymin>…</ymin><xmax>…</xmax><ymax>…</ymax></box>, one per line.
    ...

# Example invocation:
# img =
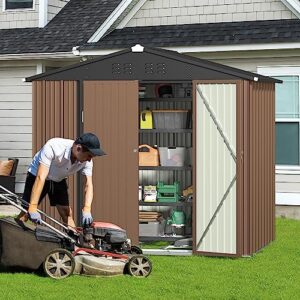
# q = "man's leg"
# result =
<box><xmin>50</xmin><ymin>179</ymin><xmax>76</xmax><ymax>227</ymax></box>
<box><xmin>56</xmin><ymin>205</ymin><xmax>76</xmax><ymax>227</ymax></box>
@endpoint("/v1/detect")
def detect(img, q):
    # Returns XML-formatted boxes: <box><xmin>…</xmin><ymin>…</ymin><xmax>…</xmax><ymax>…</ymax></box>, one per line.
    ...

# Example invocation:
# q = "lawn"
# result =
<box><xmin>0</xmin><ymin>218</ymin><xmax>299</xmax><ymax>299</ymax></box>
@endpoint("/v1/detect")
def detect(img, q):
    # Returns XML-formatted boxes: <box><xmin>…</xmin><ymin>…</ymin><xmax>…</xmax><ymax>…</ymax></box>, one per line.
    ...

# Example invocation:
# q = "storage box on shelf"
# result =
<box><xmin>143</xmin><ymin>185</ymin><xmax>157</xmax><ymax>202</ymax></box>
<box><xmin>159</xmin><ymin>147</ymin><xmax>187</xmax><ymax>167</ymax></box>
<box><xmin>152</xmin><ymin>110</ymin><xmax>190</xmax><ymax>129</ymax></box>
<box><xmin>139</xmin><ymin>220</ymin><xmax>166</xmax><ymax>237</ymax></box>
<box><xmin>157</xmin><ymin>181</ymin><xmax>180</xmax><ymax>203</ymax></box>
<box><xmin>139</xmin><ymin>211</ymin><xmax>165</xmax><ymax>237</ymax></box>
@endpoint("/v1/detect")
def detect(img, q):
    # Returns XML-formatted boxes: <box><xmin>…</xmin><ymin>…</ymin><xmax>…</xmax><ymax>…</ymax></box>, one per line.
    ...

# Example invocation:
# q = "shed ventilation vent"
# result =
<box><xmin>131</xmin><ymin>44</ymin><xmax>144</xmax><ymax>52</ymax></box>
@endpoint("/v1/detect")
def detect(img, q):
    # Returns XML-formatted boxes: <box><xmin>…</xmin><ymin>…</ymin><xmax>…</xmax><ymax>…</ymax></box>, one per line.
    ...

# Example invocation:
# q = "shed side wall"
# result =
<box><xmin>247</xmin><ymin>81</ymin><xmax>275</xmax><ymax>254</ymax></box>
<box><xmin>32</xmin><ymin>80</ymin><xmax>78</xmax><ymax>224</ymax></box>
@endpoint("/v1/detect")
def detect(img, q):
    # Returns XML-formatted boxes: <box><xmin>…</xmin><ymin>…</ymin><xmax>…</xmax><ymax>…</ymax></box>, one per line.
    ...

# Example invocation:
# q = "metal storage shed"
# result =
<box><xmin>26</xmin><ymin>45</ymin><xmax>279</xmax><ymax>257</ymax></box>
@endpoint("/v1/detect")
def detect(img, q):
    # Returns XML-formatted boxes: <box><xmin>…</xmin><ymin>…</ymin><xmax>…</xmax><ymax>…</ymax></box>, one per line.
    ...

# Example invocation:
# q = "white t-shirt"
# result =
<box><xmin>28</xmin><ymin>138</ymin><xmax>93</xmax><ymax>182</ymax></box>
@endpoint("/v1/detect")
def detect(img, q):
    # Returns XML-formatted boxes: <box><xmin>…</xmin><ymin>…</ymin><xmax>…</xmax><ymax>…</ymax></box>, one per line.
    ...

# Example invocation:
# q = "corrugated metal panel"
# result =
<box><xmin>83</xmin><ymin>81</ymin><xmax>139</xmax><ymax>244</ymax></box>
<box><xmin>195</xmin><ymin>83</ymin><xmax>236</xmax><ymax>254</ymax></box>
<box><xmin>32</xmin><ymin>80</ymin><xmax>78</xmax><ymax>224</ymax></box>
<box><xmin>247</xmin><ymin>82</ymin><xmax>275</xmax><ymax>254</ymax></box>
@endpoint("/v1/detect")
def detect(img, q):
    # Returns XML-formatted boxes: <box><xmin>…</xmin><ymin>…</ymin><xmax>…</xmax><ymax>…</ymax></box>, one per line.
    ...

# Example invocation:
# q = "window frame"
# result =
<box><xmin>3</xmin><ymin>0</ymin><xmax>35</xmax><ymax>11</ymax></box>
<box><xmin>257</xmin><ymin>66</ymin><xmax>300</xmax><ymax>172</ymax></box>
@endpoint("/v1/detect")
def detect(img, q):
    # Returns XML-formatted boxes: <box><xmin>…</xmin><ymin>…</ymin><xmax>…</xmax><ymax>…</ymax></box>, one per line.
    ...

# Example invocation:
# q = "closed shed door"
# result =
<box><xmin>83</xmin><ymin>81</ymin><xmax>139</xmax><ymax>243</ymax></box>
<box><xmin>194</xmin><ymin>82</ymin><xmax>237</xmax><ymax>255</ymax></box>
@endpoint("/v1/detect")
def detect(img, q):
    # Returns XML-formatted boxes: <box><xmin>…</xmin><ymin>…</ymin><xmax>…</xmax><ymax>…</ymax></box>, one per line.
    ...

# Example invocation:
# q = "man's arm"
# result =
<box><xmin>81</xmin><ymin>175</ymin><xmax>94</xmax><ymax>226</ymax></box>
<box><xmin>82</xmin><ymin>175</ymin><xmax>93</xmax><ymax>213</ymax></box>
<box><xmin>28</xmin><ymin>164</ymin><xmax>49</xmax><ymax>213</ymax></box>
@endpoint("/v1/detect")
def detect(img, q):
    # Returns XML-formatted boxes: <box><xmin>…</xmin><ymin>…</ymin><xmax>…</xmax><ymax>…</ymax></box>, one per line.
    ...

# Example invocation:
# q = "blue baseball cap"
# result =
<box><xmin>75</xmin><ymin>133</ymin><xmax>106</xmax><ymax>156</ymax></box>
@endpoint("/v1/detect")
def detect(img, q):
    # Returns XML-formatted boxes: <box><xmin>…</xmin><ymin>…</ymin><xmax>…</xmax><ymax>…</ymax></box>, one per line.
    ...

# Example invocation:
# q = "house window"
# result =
<box><xmin>5</xmin><ymin>0</ymin><xmax>33</xmax><ymax>9</ymax></box>
<box><xmin>274</xmin><ymin>76</ymin><xmax>300</xmax><ymax>166</ymax></box>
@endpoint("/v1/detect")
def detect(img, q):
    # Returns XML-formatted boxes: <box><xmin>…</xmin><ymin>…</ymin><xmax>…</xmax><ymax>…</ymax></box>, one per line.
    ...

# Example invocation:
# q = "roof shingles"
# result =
<box><xmin>0</xmin><ymin>0</ymin><xmax>122</xmax><ymax>54</ymax></box>
<box><xmin>1</xmin><ymin>2</ymin><xmax>300</xmax><ymax>55</ymax></box>
<box><xmin>80</xmin><ymin>19</ymin><xmax>300</xmax><ymax>50</ymax></box>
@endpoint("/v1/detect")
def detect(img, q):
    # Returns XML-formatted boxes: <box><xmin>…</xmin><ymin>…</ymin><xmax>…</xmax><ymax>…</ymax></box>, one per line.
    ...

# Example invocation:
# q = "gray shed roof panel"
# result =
<box><xmin>26</xmin><ymin>47</ymin><xmax>281</xmax><ymax>83</ymax></box>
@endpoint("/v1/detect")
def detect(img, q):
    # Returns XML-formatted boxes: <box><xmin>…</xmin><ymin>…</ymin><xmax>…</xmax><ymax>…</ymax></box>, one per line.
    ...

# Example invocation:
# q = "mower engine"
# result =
<box><xmin>81</xmin><ymin>222</ymin><xmax>131</xmax><ymax>253</ymax></box>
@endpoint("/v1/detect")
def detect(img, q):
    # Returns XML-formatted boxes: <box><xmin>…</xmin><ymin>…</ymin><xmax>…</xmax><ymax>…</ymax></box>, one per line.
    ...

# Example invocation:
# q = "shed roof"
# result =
<box><xmin>26</xmin><ymin>46</ymin><xmax>280</xmax><ymax>83</ymax></box>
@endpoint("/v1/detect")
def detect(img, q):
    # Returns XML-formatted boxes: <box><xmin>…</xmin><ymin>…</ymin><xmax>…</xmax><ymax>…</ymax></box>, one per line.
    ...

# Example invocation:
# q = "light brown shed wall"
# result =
<box><xmin>32</xmin><ymin>80</ymin><xmax>78</xmax><ymax>224</ymax></box>
<box><xmin>245</xmin><ymin>81</ymin><xmax>275</xmax><ymax>255</ymax></box>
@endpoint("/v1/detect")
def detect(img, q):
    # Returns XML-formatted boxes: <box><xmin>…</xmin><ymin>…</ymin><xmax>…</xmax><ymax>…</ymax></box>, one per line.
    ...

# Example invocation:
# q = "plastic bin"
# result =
<box><xmin>152</xmin><ymin>110</ymin><xmax>189</xmax><ymax>129</ymax></box>
<box><xmin>159</xmin><ymin>147</ymin><xmax>186</xmax><ymax>166</ymax></box>
<box><xmin>157</xmin><ymin>181</ymin><xmax>180</xmax><ymax>202</ymax></box>
<box><xmin>139</xmin><ymin>220</ymin><xmax>165</xmax><ymax>236</ymax></box>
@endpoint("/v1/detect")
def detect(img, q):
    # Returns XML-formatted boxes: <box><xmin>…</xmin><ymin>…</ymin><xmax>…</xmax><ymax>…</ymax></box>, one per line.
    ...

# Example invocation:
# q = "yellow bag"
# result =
<box><xmin>139</xmin><ymin>145</ymin><xmax>159</xmax><ymax>166</ymax></box>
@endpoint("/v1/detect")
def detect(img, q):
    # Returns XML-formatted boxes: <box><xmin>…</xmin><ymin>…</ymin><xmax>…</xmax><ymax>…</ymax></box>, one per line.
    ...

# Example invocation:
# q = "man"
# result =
<box><xmin>17</xmin><ymin>132</ymin><xmax>105</xmax><ymax>227</ymax></box>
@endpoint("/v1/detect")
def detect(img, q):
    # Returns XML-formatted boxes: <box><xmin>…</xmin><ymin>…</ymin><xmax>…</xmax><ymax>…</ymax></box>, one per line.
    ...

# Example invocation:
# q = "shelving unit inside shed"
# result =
<box><xmin>138</xmin><ymin>82</ymin><xmax>193</xmax><ymax>247</ymax></box>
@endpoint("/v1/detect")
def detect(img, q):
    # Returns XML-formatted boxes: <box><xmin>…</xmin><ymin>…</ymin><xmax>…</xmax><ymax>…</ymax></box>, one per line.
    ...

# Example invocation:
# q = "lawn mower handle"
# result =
<box><xmin>0</xmin><ymin>185</ymin><xmax>77</xmax><ymax>244</ymax></box>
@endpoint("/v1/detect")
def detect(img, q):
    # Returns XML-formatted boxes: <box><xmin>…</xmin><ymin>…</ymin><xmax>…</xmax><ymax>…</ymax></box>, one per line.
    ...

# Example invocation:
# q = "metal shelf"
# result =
<box><xmin>139</xmin><ymin>201</ymin><xmax>192</xmax><ymax>207</ymax></box>
<box><xmin>139</xmin><ymin>235</ymin><xmax>192</xmax><ymax>242</ymax></box>
<box><xmin>139</xmin><ymin>129</ymin><xmax>192</xmax><ymax>133</ymax></box>
<box><xmin>139</xmin><ymin>97</ymin><xmax>192</xmax><ymax>102</ymax></box>
<box><xmin>139</xmin><ymin>166</ymin><xmax>192</xmax><ymax>171</ymax></box>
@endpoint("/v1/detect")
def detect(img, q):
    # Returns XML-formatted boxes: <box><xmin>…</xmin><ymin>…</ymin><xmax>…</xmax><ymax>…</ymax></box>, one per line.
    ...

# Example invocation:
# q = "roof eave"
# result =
<box><xmin>76</xmin><ymin>42</ymin><xmax>300</xmax><ymax>57</ymax></box>
<box><xmin>0</xmin><ymin>52</ymin><xmax>76</xmax><ymax>60</ymax></box>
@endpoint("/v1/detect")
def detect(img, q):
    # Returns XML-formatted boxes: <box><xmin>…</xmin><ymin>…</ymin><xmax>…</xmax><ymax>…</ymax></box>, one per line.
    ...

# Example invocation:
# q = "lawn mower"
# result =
<box><xmin>0</xmin><ymin>185</ymin><xmax>152</xmax><ymax>279</ymax></box>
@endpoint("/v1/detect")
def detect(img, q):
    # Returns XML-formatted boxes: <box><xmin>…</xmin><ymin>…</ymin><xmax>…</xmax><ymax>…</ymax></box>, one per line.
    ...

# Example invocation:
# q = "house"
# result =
<box><xmin>1</xmin><ymin>0</ymin><xmax>300</xmax><ymax>218</ymax></box>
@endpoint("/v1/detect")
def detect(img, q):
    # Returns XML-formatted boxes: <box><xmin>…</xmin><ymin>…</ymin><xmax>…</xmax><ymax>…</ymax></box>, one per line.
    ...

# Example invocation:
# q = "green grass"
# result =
<box><xmin>0</xmin><ymin>218</ymin><xmax>300</xmax><ymax>299</ymax></box>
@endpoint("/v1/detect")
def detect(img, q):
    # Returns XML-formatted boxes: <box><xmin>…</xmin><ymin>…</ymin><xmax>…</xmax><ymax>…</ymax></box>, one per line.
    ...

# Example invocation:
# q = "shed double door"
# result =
<box><xmin>83</xmin><ymin>80</ymin><xmax>239</xmax><ymax>254</ymax></box>
<box><xmin>83</xmin><ymin>81</ymin><xmax>139</xmax><ymax>244</ymax></box>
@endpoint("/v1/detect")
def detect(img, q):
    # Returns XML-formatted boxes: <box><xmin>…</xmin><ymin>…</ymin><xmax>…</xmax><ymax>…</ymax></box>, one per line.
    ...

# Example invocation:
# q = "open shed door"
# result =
<box><xmin>83</xmin><ymin>81</ymin><xmax>139</xmax><ymax>243</ymax></box>
<box><xmin>194</xmin><ymin>81</ymin><xmax>237</xmax><ymax>256</ymax></box>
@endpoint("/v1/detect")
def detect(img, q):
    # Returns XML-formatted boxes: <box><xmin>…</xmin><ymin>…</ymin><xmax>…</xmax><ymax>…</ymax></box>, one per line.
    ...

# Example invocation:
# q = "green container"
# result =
<box><xmin>157</xmin><ymin>181</ymin><xmax>180</xmax><ymax>202</ymax></box>
<box><xmin>157</xmin><ymin>194</ymin><xmax>179</xmax><ymax>202</ymax></box>
<box><xmin>157</xmin><ymin>181</ymin><xmax>179</xmax><ymax>193</ymax></box>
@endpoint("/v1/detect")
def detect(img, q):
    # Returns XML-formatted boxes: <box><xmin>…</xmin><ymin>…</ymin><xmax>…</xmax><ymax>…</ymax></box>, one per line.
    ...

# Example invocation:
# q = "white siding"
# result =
<box><xmin>0</xmin><ymin>0</ymin><xmax>39</xmax><ymax>29</ymax></box>
<box><xmin>126</xmin><ymin>0</ymin><xmax>296</xmax><ymax>27</ymax></box>
<box><xmin>47</xmin><ymin>0</ymin><xmax>69</xmax><ymax>23</ymax></box>
<box><xmin>0</xmin><ymin>65</ymin><xmax>35</xmax><ymax>193</ymax></box>
<box><xmin>0</xmin><ymin>0</ymin><xmax>69</xmax><ymax>29</ymax></box>
<box><xmin>196</xmin><ymin>83</ymin><xmax>236</xmax><ymax>254</ymax></box>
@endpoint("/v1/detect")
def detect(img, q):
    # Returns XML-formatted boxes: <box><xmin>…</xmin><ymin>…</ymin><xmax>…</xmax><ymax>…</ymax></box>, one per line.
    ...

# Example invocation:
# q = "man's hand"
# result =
<box><xmin>28</xmin><ymin>211</ymin><xmax>42</xmax><ymax>224</ymax></box>
<box><xmin>82</xmin><ymin>207</ymin><xmax>93</xmax><ymax>227</ymax></box>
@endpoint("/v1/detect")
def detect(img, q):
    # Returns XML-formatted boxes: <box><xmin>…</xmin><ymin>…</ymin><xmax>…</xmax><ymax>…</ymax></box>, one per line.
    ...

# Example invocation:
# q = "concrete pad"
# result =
<box><xmin>276</xmin><ymin>205</ymin><xmax>300</xmax><ymax>220</ymax></box>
